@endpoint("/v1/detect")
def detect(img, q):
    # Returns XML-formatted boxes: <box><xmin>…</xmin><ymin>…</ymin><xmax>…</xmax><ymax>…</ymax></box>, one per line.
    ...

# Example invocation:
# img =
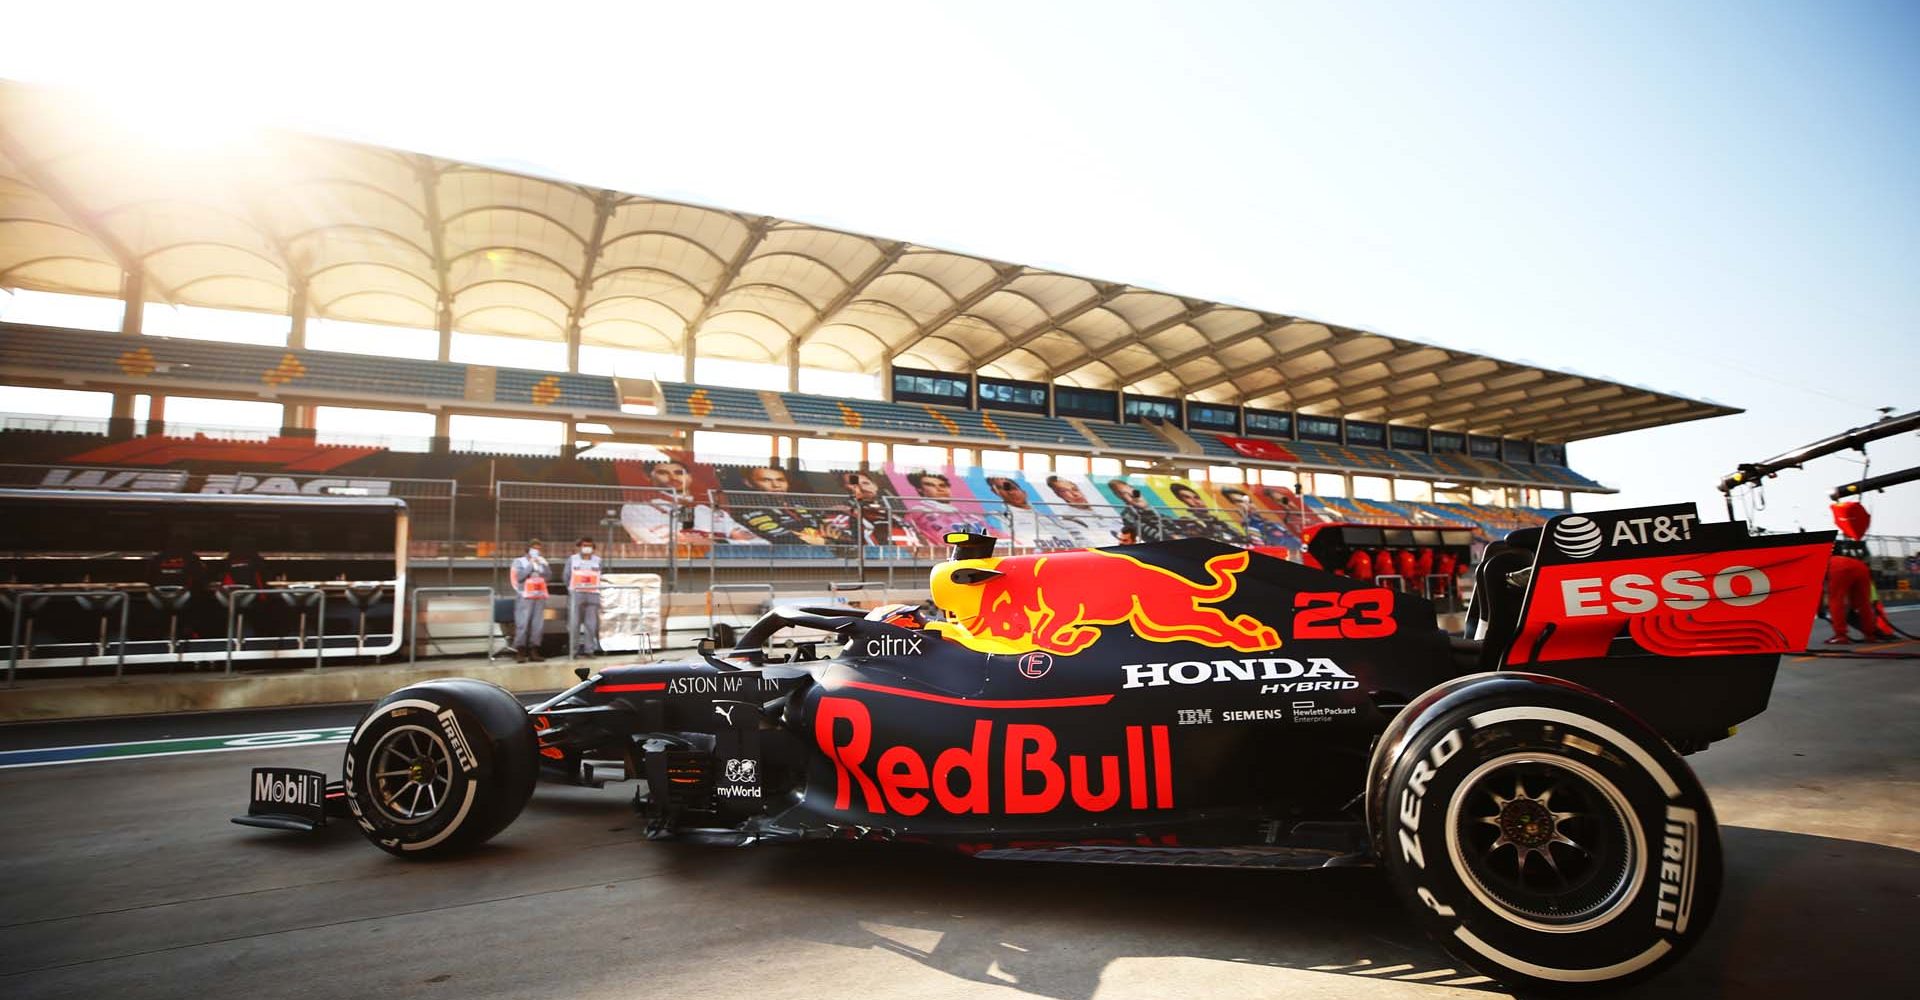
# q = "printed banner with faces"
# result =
<box><xmin>610</xmin><ymin>453</ymin><xmax>1316</xmax><ymax>553</ymax></box>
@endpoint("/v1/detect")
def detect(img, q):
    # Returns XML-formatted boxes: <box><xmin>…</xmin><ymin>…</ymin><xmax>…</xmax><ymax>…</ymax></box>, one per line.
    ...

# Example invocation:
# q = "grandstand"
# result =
<box><xmin>3</xmin><ymin>318</ymin><xmax>1620</xmax><ymax>491</ymax></box>
<box><xmin>0</xmin><ymin>81</ymin><xmax>1740</xmax><ymax>605</ymax></box>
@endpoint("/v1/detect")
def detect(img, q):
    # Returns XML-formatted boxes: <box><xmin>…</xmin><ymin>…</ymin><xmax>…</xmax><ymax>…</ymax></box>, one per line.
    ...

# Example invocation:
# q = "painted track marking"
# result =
<box><xmin>0</xmin><ymin>727</ymin><xmax>352</xmax><ymax>769</ymax></box>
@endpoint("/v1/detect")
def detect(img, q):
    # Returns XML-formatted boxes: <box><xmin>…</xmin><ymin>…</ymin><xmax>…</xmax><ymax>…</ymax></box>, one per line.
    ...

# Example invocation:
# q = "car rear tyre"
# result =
<box><xmin>1377</xmin><ymin>686</ymin><xmax>1721</xmax><ymax>992</ymax></box>
<box><xmin>344</xmin><ymin>678</ymin><xmax>538</xmax><ymax>859</ymax></box>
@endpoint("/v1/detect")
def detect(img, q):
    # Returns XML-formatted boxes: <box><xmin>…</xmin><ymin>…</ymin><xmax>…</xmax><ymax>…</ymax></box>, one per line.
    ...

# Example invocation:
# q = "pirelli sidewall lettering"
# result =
<box><xmin>1392</xmin><ymin>710</ymin><xmax>1709</xmax><ymax>978</ymax></box>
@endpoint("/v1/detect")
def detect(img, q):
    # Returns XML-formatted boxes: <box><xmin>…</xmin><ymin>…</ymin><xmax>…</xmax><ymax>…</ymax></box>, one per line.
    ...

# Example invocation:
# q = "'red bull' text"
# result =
<box><xmin>814</xmin><ymin>696</ymin><xmax>1174</xmax><ymax>816</ymax></box>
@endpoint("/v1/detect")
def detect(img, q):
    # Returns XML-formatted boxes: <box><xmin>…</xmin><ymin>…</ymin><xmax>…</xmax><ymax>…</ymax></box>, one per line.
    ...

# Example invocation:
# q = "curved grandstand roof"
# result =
<box><xmin>0</xmin><ymin>83</ymin><xmax>1736</xmax><ymax>443</ymax></box>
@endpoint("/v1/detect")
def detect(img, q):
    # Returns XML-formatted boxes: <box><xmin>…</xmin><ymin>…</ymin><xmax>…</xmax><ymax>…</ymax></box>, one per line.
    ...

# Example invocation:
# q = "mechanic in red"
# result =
<box><xmin>1826</xmin><ymin>500</ymin><xmax>1890</xmax><ymax>644</ymax></box>
<box><xmin>148</xmin><ymin>527</ymin><xmax>210</xmax><ymax>635</ymax></box>
<box><xmin>221</xmin><ymin>537</ymin><xmax>271</xmax><ymax>591</ymax></box>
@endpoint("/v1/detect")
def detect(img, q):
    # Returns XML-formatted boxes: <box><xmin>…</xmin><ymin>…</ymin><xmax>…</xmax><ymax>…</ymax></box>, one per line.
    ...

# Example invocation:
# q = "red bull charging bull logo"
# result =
<box><xmin>930</xmin><ymin>549</ymin><xmax>1280</xmax><ymax>655</ymax></box>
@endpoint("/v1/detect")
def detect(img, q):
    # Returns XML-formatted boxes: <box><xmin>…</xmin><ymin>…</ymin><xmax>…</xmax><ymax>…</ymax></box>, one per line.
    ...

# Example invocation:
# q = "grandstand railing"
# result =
<box><xmin>483</xmin><ymin>486</ymin><xmax>1316</xmax><ymax>592</ymax></box>
<box><xmin>1866</xmin><ymin>535</ymin><xmax>1920</xmax><ymax>602</ymax></box>
<box><xmin>487</xmin><ymin>487</ymin><xmax>1321</xmax><ymax>591</ymax></box>
<box><xmin>1867</xmin><ymin>535</ymin><xmax>1920</xmax><ymax>561</ymax></box>
<box><xmin>0</xmin><ymin>462</ymin><xmax>1498</xmax><ymax>679</ymax></box>
<box><xmin>3</xmin><ymin>456</ymin><xmax>1530</xmax><ymax>581</ymax></box>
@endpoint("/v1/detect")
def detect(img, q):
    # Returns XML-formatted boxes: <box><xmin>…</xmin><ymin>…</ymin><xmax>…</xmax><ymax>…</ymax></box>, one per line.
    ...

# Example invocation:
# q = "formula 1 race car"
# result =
<box><xmin>235</xmin><ymin>502</ymin><xmax>1832</xmax><ymax>991</ymax></box>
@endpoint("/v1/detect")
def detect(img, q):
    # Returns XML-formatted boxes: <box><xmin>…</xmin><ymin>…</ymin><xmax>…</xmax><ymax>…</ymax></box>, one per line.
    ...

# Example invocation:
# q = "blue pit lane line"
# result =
<box><xmin>0</xmin><ymin>726</ymin><xmax>354</xmax><ymax>769</ymax></box>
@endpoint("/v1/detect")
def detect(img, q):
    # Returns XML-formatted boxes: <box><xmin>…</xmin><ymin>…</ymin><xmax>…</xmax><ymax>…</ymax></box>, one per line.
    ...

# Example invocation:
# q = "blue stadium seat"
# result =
<box><xmin>660</xmin><ymin>383</ymin><xmax>770</xmax><ymax>421</ymax></box>
<box><xmin>0</xmin><ymin>323</ymin><xmax>472</xmax><ymax>400</ymax></box>
<box><xmin>776</xmin><ymin>392</ymin><xmax>1093</xmax><ymax>449</ymax></box>
<box><xmin>964</xmin><ymin>409</ymin><xmax>1091</xmax><ymax>448</ymax></box>
<box><xmin>0</xmin><ymin>323</ymin><xmax>633</xmax><ymax>415</ymax></box>
<box><xmin>1193</xmin><ymin>434</ymin><xmax>1243</xmax><ymax>460</ymax></box>
<box><xmin>1083</xmin><ymin>420</ymin><xmax>1171</xmax><ymax>453</ymax></box>
<box><xmin>0</xmin><ymin>324</ymin><xmax>1604</xmax><ymax>490</ymax></box>
<box><xmin>494</xmin><ymin>369</ymin><xmax>619</xmax><ymax>410</ymax></box>
<box><xmin>1284</xmin><ymin>440</ymin><xmax>1344</xmax><ymax>468</ymax></box>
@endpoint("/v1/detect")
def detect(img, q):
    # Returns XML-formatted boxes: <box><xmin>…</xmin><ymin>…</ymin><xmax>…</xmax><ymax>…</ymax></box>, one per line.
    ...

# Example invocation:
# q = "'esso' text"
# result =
<box><xmin>1560</xmin><ymin>566</ymin><xmax>1769</xmax><ymax>617</ymax></box>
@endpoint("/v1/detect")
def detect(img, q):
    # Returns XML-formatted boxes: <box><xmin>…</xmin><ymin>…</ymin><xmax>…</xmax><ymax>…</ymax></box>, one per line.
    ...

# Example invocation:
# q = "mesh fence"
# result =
<box><xmin>702</xmin><ymin>490</ymin><xmax>878</xmax><ymax>591</ymax></box>
<box><xmin>494</xmin><ymin>481</ymin><xmax>687</xmax><ymax>589</ymax></box>
<box><xmin>4</xmin><ymin>461</ymin><xmax>1474</xmax><ymax>605</ymax></box>
<box><xmin>877</xmin><ymin>496</ymin><xmax>1289</xmax><ymax>554</ymax></box>
<box><xmin>217</xmin><ymin>472</ymin><xmax>457</xmax><ymax>565</ymax></box>
<box><xmin>1868</xmin><ymin>535</ymin><xmax>1920</xmax><ymax>561</ymax></box>
<box><xmin>1868</xmin><ymin>535</ymin><xmax>1920</xmax><ymax>598</ymax></box>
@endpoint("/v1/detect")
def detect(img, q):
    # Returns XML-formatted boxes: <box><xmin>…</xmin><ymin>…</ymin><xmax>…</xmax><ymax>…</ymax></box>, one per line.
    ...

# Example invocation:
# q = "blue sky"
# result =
<box><xmin>5</xmin><ymin>1</ymin><xmax>1917</xmax><ymax>532</ymax></box>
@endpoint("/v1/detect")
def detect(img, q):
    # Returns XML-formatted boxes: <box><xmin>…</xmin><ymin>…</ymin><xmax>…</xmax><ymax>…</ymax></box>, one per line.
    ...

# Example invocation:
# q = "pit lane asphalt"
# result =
<box><xmin>2</xmin><ymin>617</ymin><xmax>1915</xmax><ymax>1000</ymax></box>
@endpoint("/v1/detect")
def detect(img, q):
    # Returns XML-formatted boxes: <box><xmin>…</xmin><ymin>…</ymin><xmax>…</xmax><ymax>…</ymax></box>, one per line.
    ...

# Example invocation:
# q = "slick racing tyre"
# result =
<box><xmin>344</xmin><ymin>678</ymin><xmax>538</xmax><ymax>859</ymax></box>
<box><xmin>1378</xmin><ymin>684</ymin><xmax>1721</xmax><ymax>992</ymax></box>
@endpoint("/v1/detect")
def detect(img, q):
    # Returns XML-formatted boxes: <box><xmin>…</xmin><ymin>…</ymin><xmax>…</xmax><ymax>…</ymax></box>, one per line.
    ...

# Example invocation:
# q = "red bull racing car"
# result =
<box><xmin>235</xmin><ymin>502</ymin><xmax>1832</xmax><ymax>991</ymax></box>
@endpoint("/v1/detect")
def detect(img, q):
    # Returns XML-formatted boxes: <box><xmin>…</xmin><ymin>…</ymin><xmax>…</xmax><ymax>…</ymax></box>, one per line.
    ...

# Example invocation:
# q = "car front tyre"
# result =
<box><xmin>344</xmin><ymin>678</ymin><xmax>538</xmax><ymax>859</ymax></box>
<box><xmin>1379</xmin><ymin>688</ymin><xmax>1722</xmax><ymax>992</ymax></box>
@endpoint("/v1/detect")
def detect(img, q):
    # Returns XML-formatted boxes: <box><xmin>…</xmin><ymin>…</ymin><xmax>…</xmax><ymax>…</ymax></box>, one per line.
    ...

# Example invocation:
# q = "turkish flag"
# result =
<box><xmin>1216</xmin><ymin>435</ymin><xmax>1297</xmax><ymax>462</ymax></box>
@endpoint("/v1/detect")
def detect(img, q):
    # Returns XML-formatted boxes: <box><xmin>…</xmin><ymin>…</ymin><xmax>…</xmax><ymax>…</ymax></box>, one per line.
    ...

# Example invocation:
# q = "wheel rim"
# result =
<box><xmin>1444</xmin><ymin>752</ymin><xmax>1645</xmax><ymax>934</ymax></box>
<box><xmin>368</xmin><ymin>724</ymin><xmax>454</xmax><ymax>825</ymax></box>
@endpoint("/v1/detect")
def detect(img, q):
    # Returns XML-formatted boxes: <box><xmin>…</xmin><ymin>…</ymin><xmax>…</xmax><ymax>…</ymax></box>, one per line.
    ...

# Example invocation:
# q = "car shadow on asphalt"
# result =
<box><xmin>1612</xmin><ymin>825</ymin><xmax>1920</xmax><ymax>1000</ymax></box>
<box><xmin>657</xmin><ymin>824</ymin><xmax>1917</xmax><ymax>1000</ymax></box>
<box><xmin>663</xmin><ymin>838</ymin><xmax>1496</xmax><ymax>997</ymax></box>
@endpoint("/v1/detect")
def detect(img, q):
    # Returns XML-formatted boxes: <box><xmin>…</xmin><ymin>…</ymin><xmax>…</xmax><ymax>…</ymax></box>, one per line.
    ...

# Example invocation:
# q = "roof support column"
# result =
<box><xmin>683</xmin><ymin>333</ymin><xmax>696</xmax><ymax>383</ymax></box>
<box><xmin>437</xmin><ymin>301</ymin><xmax>454</xmax><ymax>362</ymax></box>
<box><xmin>281</xmin><ymin>401</ymin><xmax>315</xmax><ymax>440</ymax></box>
<box><xmin>880</xmin><ymin>356</ymin><xmax>893</xmax><ymax>402</ymax></box>
<box><xmin>109</xmin><ymin>390</ymin><xmax>136</xmax><ymax>440</ymax></box>
<box><xmin>120</xmin><ymin>271</ymin><xmax>143</xmax><ymax>337</ymax></box>
<box><xmin>787</xmin><ymin>336</ymin><xmax>800</xmax><ymax>392</ymax></box>
<box><xmin>564</xmin><ymin>193</ymin><xmax>615</xmax><ymax>377</ymax></box>
<box><xmin>287</xmin><ymin>284</ymin><xmax>308</xmax><ymax>350</ymax></box>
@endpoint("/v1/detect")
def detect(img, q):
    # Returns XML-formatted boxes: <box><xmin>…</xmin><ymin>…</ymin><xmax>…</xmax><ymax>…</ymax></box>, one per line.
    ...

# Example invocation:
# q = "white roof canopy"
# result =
<box><xmin>0</xmin><ymin>83</ymin><xmax>1736</xmax><ymax>442</ymax></box>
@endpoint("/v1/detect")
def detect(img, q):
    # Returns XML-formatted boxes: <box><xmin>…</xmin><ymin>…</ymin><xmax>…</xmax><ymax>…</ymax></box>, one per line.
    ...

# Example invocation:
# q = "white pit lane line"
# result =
<box><xmin>0</xmin><ymin>726</ymin><xmax>353</xmax><ymax>769</ymax></box>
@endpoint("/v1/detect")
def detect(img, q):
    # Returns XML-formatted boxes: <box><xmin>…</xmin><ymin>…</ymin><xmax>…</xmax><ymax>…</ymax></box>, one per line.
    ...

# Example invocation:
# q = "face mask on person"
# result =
<box><xmin>529</xmin><ymin>548</ymin><xmax>541</xmax><ymax>559</ymax></box>
<box><xmin>581</xmin><ymin>546</ymin><xmax>594</xmax><ymax>556</ymax></box>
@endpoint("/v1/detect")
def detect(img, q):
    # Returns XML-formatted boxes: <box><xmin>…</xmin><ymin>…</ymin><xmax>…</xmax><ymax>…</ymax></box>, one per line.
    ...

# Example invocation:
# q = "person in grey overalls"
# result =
<box><xmin>509</xmin><ymin>539</ymin><xmax>550</xmax><ymax>662</ymax></box>
<box><xmin>565</xmin><ymin>536</ymin><xmax>604</xmax><ymax>657</ymax></box>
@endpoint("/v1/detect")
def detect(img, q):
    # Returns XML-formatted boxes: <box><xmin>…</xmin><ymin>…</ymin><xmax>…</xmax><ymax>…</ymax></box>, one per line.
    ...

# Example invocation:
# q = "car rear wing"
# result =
<box><xmin>1487</xmin><ymin>503</ymin><xmax>1833</xmax><ymax>749</ymax></box>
